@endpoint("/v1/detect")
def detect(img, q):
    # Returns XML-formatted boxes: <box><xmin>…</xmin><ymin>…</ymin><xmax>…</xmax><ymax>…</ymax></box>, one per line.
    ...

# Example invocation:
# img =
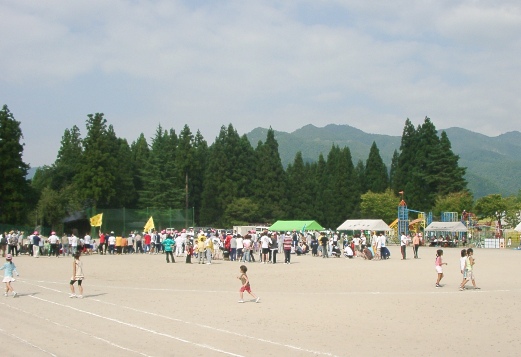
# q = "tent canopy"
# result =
<box><xmin>514</xmin><ymin>222</ymin><xmax>521</xmax><ymax>232</ymax></box>
<box><xmin>269</xmin><ymin>220</ymin><xmax>324</xmax><ymax>232</ymax></box>
<box><xmin>336</xmin><ymin>219</ymin><xmax>391</xmax><ymax>232</ymax></box>
<box><xmin>425</xmin><ymin>222</ymin><xmax>468</xmax><ymax>232</ymax></box>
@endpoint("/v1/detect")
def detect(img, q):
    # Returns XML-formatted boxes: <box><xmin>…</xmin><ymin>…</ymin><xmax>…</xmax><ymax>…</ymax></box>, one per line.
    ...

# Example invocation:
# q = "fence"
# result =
<box><xmin>85</xmin><ymin>207</ymin><xmax>195</xmax><ymax>236</ymax></box>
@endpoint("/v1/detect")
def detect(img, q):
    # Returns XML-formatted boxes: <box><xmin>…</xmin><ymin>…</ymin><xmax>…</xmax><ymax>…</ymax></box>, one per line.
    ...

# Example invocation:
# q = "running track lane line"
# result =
<box><xmin>20</xmin><ymin>280</ymin><xmax>339</xmax><ymax>357</ymax></box>
<box><xmin>0</xmin><ymin>302</ymin><xmax>152</xmax><ymax>357</ymax></box>
<box><xmin>27</xmin><ymin>295</ymin><xmax>244</xmax><ymax>357</ymax></box>
<box><xmin>0</xmin><ymin>327</ymin><xmax>57</xmax><ymax>356</ymax></box>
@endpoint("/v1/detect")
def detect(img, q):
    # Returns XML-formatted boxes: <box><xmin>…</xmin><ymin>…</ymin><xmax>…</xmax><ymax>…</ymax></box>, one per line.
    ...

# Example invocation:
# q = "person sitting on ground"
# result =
<box><xmin>344</xmin><ymin>245</ymin><xmax>354</xmax><ymax>259</ymax></box>
<box><xmin>362</xmin><ymin>247</ymin><xmax>373</xmax><ymax>260</ymax></box>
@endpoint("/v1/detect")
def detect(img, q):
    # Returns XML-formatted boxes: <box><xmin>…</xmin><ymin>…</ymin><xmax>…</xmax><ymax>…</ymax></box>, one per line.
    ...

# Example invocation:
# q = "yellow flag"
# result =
<box><xmin>90</xmin><ymin>213</ymin><xmax>103</xmax><ymax>227</ymax></box>
<box><xmin>144</xmin><ymin>216</ymin><xmax>155</xmax><ymax>232</ymax></box>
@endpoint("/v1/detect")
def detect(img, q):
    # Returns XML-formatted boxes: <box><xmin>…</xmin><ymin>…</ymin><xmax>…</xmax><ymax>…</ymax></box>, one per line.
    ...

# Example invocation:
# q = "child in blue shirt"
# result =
<box><xmin>1</xmin><ymin>254</ymin><xmax>19</xmax><ymax>297</ymax></box>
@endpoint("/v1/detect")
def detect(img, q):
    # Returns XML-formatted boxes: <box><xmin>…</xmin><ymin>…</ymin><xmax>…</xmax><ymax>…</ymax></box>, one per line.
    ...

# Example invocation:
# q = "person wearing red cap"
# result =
<box><xmin>1</xmin><ymin>254</ymin><xmax>19</xmax><ymax>297</ymax></box>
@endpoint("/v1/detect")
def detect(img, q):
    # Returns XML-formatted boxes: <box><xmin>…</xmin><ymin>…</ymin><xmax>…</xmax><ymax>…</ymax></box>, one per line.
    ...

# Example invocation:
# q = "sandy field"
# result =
<box><xmin>1</xmin><ymin>245</ymin><xmax>520</xmax><ymax>357</ymax></box>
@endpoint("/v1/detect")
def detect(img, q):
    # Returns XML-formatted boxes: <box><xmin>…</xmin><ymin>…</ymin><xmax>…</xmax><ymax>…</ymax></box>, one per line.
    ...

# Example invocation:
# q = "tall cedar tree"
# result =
<box><xmin>0</xmin><ymin>105</ymin><xmax>31</xmax><ymax>223</ymax></box>
<box><xmin>286</xmin><ymin>152</ymin><xmax>314</xmax><ymax>219</ymax></box>
<box><xmin>364</xmin><ymin>141</ymin><xmax>389</xmax><ymax>193</ymax></box>
<box><xmin>313</xmin><ymin>154</ymin><xmax>327</xmax><ymax>224</ymax></box>
<box><xmin>321</xmin><ymin>146</ymin><xmax>360</xmax><ymax>228</ymax></box>
<box><xmin>408</xmin><ymin>118</ymin><xmax>441</xmax><ymax>211</ymax></box>
<box><xmin>355</xmin><ymin>160</ymin><xmax>366</xmax><ymax>193</ymax></box>
<box><xmin>252</xmin><ymin>128</ymin><xmax>287</xmax><ymax>221</ymax></box>
<box><xmin>427</xmin><ymin>131</ymin><xmax>467</xmax><ymax>195</ymax></box>
<box><xmin>138</xmin><ymin>125</ymin><xmax>183</xmax><ymax>208</ymax></box>
<box><xmin>52</xmin><ymin>125</ymin><xmax>83</xmax><ymax>191</ymax></box>
<box><xmin>389</xmin><ymin>150</ymin><xmax>399</xmax><ymax>190</ymax></box>
<box><xmin>176</xmin><ymin>125</ymin><xmax>196</xmax><ymax>209</ymax></box>
<box><xmin>74</xmin><ymin>113</ymin><xmax>117</xmax><ymax>208</ymax></box>
<box><xmin>200</xmin><ymin>125</ymin><xmax>254</xmax><ymax>225</ymax></box>
<box><xmin>130</xmin><ymin>133</ymin><xmax>150</xmax><ymax>203</ymax></box>
<box><xmin>190</xmin><ymin>130</ymin><xmax>209</xmax><ymax>223</ymax></box>
<box><xmin>392</xmin><ymin>119</ymin><xmax>417</xmax><ymax>205</ymax></box>
<box><xmin>111</xmin><ymin>136</ymin><xmax>137</xmax><ymax>207</ymax></box>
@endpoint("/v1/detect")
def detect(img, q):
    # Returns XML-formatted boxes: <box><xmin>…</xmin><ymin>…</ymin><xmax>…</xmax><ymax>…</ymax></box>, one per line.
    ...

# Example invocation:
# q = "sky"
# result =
<box><xmin>1</xmin><ymin>0</ymin><xmax>520</xmax><ymax>167</ymax></box>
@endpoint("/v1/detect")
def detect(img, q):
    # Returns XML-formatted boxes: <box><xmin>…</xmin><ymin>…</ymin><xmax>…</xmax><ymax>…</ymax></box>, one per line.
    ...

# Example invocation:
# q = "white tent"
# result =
<box><xmin>515</xmin><ymin>222</ymin><xmax>521</xmax><ymax>232</ymax></box>
<box><xmin>337</xmin><ymin>219</ymin><xmax>391</xmax><ymax>232</ymax></box>
<box><xmin>425</xmin><ymin>222</ymin><xmax>468</xmax><ymax>233</ymax></box>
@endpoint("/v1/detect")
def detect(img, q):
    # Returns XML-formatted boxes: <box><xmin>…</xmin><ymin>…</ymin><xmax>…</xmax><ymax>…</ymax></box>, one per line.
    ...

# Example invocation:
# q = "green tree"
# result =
<box><xmin>364</xmin><ymin>141</ymin><xmax>388</xmax><ymax>193</ymax></box>
<box><xmin>74</xmin><ymin>113</ymin><xmax>117</xmax><ymax>208</ymax></box>
<box><xmin>474</xmin><ymin>194</ymin><xmax>507</xmax><ymax>237</ymax></box>
<box><xmin>286</xmin><ymin>152</ymin><xmax>314</xmax><ymax>219</ymax></box>
<box><xmin>360</xmin><ymin>189</ymin><xmax>399</xmax><ymax>223</ymax></box>
<box><xmin>200</xmin><ymin>125</ymin><xmax>255</xmax><ymax>225</ymax></box>
<box><xmin>432</xmin><ymin>191</ymin><xmax>474</xmax><ymax>216</ymax></box>
<box><xmin>0</xmin><ymin>105</ymin><xmax>31</xmax><ymax>223</ymax></box>
<box><xmin>355</xmin><ymin>160</ymin><xmax>366</xmax><ymax>193</ymax></box>
<box><xmin>222</xmin><ymin>198</ymin><xmax>261</xmax><ymax>226</ymax></box>
<box><xmin>427</xmin><ymin>131</ymin><xmax>467</xmax><ymax>195</ymax></box>
<box><xmin>52</xmin><ymin>125</ymin><xmax>83</xmax><ymax>190</ymax></box>
<box><xmin>251</xmin><ymin>128</ymin><xmax>287</xmax><ymax>221</ymax></box>
<box><xmin>389</xmin><ymin>150</ymin><xmax>399</xmax><ymax>190</ymax></box>
<box><xmin>139</xmin><ymin>125</ymin><xmax>183</xmax><ymax>208</ymax></box>
<box><xmin>130</xmin><ymin>133</ymin><xmax>150</xmax><ymax>204</ymax></box>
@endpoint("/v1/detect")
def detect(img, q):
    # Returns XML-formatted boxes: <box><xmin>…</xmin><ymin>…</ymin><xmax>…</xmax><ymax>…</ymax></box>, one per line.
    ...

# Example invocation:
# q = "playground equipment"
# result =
<box><xmin>397</xmin><ymin>198</ymin><xmax>432</xmax><ymax>237</ymax></box>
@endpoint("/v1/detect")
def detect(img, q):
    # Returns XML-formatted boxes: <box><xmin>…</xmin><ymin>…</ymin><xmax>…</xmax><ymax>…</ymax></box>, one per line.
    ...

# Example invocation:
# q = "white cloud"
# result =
<box><xmin>1</xmin><ymin>0</ymin><xmax>520</xmax><ymax>166</ymax></box>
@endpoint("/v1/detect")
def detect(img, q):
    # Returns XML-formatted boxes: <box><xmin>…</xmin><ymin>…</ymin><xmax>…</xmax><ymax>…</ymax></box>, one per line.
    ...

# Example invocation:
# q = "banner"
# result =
<box><xmin>144</xmin><ymin>216</ymin><xmax>155</xmax><ymax>232</ymax></box>
<box><xmin>90</xmin><ymin>213</ymin><xmax>103</xmax><ymax>227</ymax></box>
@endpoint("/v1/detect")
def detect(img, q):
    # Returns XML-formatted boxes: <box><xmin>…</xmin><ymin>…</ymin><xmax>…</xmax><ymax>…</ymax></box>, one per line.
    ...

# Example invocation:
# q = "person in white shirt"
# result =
<box><xmin>84</xmin><ymin>234</ymin><xmax>92</xmax><ymax>255</ymax></box>
<box><xmin>176</xmin><ymin>231</ymin><xmax>186</xmax><ymax>257</ymax></box>
<box><xmin>400</xmin><ymin>232</ymin><xmax>408</xmax><ymax>260</ymax></box>
<box><xmin>260</xmin><ymin>232</ymin><xmax>270</xmax><ymax>263</ymax></box>
<box><xmin>352</xmin><ymin>236</ymin><xmax>361</xmax><ymax>256</ymax></box>
<box><xmin>48</xmin><ymin>231</ymin><xmax>60</xmax><ymax>257</ymax></box>
<box><xmin>236</xmin><ymin>235</ymin><xmax>244</xmax><ymax>261</ymax></box>
<box><xmin>108</xmin><ymin>233</ymin><xmax>116</xmax><ymax>255</ymax></box>
<box><xmin>70</xmin><ymin>234</ymin><xmax>79</xmax><ymax>255</ymax></box>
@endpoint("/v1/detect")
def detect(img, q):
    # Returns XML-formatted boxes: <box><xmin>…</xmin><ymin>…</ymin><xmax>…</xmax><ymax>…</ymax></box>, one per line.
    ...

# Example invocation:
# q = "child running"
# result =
<box><xmin>459</xmin><ymin>249</ymin><xmax>468</xmax><ymax>291</ymax></box>
<box><xmin>1</xmin><ymin>254</ymin><xmax>19</xmax><ymax>297</ymax></box>
<box><xmin>237</xmin><ymin>265</ymin><xmax>260</xmax><ymax>303</ymax></box>
<box><xmin>465</xmin><ymin>248</ymin><xmax>480</xmax><ymax>290</ymax></box>
<box><xmin>435</xmin><ymin>249</ymin><xmax>447</xmax><ymax>288</ymax></box>
<box><xmin>69</xmin><ymin>252</ymin><xmax>85</xmax><ymax>298</ymax></box>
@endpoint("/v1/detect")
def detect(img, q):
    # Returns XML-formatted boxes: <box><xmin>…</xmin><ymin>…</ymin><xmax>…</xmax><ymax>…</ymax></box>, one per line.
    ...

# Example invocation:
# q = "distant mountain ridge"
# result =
<box><xmin>246</xmin><ymin>124</ymin><xmax>521</xmax><ymax>199</ymax></box>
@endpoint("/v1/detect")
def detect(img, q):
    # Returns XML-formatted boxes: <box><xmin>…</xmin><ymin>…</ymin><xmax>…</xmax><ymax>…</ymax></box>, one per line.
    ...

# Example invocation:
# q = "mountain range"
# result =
<box><xmin>246</xmin><ymin>124</ymin><xmax>521</xmax><ymax>199</ymax></box>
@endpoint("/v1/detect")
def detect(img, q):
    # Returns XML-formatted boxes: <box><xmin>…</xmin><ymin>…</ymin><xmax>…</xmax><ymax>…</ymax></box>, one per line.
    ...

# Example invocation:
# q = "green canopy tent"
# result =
<box><xmin>269</xmin><ymin>220</ymin><xmax>324</xmax><ymax>232</ymax></box>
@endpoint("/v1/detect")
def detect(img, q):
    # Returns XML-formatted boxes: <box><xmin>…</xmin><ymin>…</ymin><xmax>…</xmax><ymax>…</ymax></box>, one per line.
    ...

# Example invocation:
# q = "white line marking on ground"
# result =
<box><xmin>19</xmin><ymin>278</ymin><xmax>518</xmax><ymax>296</ymax></box>
<box><xmin>20</xmin><ymin>279</ymin><xmax>339</xmax><ymax>356</ymax></box>
<box><xmin>91</xmin><ymin>298</ymin><xmax>338</xmax><ymax>357</ymax></box>
<box><xmin>0</xmin><ymin>327</ymin><xmax>57</xmax><ymax>356</ymax></box>
<box><xmin>0</xmin><ymin>302</ymin><xmax>152</xmax><ymax>357</ymax></box>
<box><xmin>27</xmin><ymin>295</ymin><xmax>244</xmax><ymax>357</ymax></box>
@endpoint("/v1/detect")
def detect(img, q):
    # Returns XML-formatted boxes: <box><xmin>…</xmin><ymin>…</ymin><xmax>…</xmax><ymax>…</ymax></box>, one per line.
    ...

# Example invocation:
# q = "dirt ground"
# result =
<box><xmin>1</xmin><ymin>245</ymin><xmax>520</xmax><ymax>357</ymax></box>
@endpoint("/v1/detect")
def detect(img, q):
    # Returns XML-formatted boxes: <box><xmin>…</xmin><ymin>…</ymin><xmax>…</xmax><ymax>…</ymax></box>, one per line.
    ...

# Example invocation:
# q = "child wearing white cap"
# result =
<box><xmin>1</xmin><ymin>254</ymin><xmax>19</xmax><ymax>297</ymax></box>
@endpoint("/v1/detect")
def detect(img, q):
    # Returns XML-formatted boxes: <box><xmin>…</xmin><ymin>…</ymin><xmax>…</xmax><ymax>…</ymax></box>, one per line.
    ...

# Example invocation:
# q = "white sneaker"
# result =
<box><xmin>69</xmin><ymin>294</ymin><xmax>76</xmax><ymax>298</ymax></box>
<box><xmin>13</xmin><ymin>292</ymin><xmax>17</xmax><ymax>297</ymax></box>
<box><xmin>4</xmin><ymin>293</ymin><xmax>7</xmax><ymax>297</ymax></box>
<box><xmin>255</xmin><ymin>297</ymin><xmax>260</xmax><ymax>303</ymax></box>
<box><xmin>238</xmin><ymin>300</ymin><xmax>244</xmax><ymax>303</ymax></box>
<box><xmin>77</xmin><ymin>295</ymin><xmax>83</xmax><ymax>299</ymax></box>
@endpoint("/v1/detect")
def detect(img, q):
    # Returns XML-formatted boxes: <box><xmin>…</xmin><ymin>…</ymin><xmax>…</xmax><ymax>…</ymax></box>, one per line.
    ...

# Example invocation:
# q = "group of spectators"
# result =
<box><xmin>1</xmin><ymin>227</ymin><xmax>409</xmax><ymax>264</ymax></box>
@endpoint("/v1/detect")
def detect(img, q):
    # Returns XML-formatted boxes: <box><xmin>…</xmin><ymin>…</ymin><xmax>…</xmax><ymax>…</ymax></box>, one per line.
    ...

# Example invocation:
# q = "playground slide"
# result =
<box><xmin>389</xmin><ymin>219</ymin><xmax>398</xmax><ymax>229</ymax></box>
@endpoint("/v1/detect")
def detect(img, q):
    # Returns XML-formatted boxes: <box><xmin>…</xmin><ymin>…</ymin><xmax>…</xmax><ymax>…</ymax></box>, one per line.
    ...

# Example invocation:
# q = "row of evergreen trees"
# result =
<box><xmin>1</xmin><ymin>104</ymin><xmax>469</xmax><ymax>230</ymax></box>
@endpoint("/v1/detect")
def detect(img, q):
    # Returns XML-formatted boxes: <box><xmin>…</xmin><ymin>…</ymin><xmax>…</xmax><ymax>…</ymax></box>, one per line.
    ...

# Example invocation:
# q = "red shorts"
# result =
<box><xmin>240</xmin><ymin>285</ymin><xmax>251</xmax><ymax>293</ymax></box>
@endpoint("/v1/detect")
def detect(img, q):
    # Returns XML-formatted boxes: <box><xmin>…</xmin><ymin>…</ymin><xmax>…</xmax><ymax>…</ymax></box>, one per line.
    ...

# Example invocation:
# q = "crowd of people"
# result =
<box><xmin>0</xmin><ymin>228</ymin><xmax>451</xmax><ymax>265</ymax></box>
